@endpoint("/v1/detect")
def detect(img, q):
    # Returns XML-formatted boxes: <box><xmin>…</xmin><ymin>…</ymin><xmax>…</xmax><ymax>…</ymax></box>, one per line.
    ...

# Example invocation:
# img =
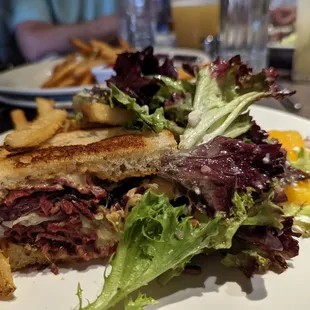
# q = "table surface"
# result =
<box><xmin>0</xmin><ymin>78</ymin><xmax>309</xmax><ymax>134</ymax></box>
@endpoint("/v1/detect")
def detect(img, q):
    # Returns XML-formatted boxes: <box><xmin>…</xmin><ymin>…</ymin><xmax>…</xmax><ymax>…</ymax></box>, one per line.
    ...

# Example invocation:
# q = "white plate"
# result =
<box><xmin>0</xmin><ymin>94</ymin><xmax>72</xmax><ymax>109</ymax></box>
<box><xmin>1</xmin><ymin>105</ymin><xmax>310</xmax><ymax>310</ymax></box>
<box><xmin>0</xmin><ymin>58</ymin><xmax>96</xmax><ymax>96</ymax></box>
<box><xmin>0</xmin><ymin>48</ymin><xmax>210</xmax><ymax>97</ymax></box>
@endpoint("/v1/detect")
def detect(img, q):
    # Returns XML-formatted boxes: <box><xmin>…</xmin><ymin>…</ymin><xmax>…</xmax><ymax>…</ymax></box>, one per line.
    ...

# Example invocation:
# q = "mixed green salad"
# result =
<box><xmin>75</xmin><ymin>47</ymin><xmax>310</xmax><ymax>310</ymax></box>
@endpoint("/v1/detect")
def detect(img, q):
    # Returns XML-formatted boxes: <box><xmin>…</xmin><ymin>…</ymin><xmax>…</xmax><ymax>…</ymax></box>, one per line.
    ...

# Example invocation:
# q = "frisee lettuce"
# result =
<box><xmin>125</xmin><ymin>293</ymin><xmax>157</xmax><ymax>310</ymax></box>
<box><xmin>109</xmin><ymin>83</ymin><xmax>168</xmax><ymax>132</ymax></box>
<box><xmin>179</xmin><ymin>57</ymin><xmax>293</xmax><ymax>149</ymax></box>
<box><xmin>179</xmin><ymin>66</ymin><xmax>271</xmax><ymax>149</ymax></box>
<box><xmin>151</xmin><ymin>75</ymin><xmax>195</xmax><ymax>95</ymax></box>
<box><xmin>206</xmin><ymin>191</ymin><xmax>253</xmax><ymax>250</ymax></box>
<box><xmin>150</xmin><ymin>75</ymin><xmax>195</xmax><ymax>127</ymax></box>
<box><xmin>283</xmin><ymin>204</ymin><xmax>310</xmax><ymax>237</ymax></box>
<box><xmin>243</xmin><ymin>193</ymin><xmax>284</xmax><ymax>229</ymax></box>
<box><xmin>77</xmin><ymin>191</ymin><xmax>223</xmax><ymax>310</ymax></box>
<box><xmin>289</xmin><ymin>147</ymin><xmax>310</xmax><ymax>173</ymax></box>
<box><xmin>221</xmin><ymin>250</ymin><xmax>272</xmax><ymax>275</ymax></box>
<box><xmin>77</xmin><ymin>188</ymin><xmax>272</xmax><ymax>310</ymax></box>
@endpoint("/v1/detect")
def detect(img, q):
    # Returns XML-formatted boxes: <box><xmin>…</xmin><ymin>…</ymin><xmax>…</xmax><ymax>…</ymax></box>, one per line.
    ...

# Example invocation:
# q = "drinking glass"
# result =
<box><xmin>219</xmin><ymin>0</ymin><xmax>270</xmax><ymax>71</ymax></box>
<box><xmin>119</xmin><ymin>0</ymin><xmax>156</xmax><ymax>48</ymax></box>
<box><xmin>171</xmin><ymin>0</ymin><xmax>220</xmax><ymax>49</ymax></box>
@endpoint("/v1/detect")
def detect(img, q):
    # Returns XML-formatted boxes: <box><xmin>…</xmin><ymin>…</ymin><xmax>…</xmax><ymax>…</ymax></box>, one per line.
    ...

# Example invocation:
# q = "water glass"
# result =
<box><xmin>219</xmin><ymin>0</ymin><xmax>270</xmax><ymax>71</ymax></box>
<box><xmin>119</xmin><ymin>0</ymin><xmax>156</xmax><ymax>48</ymax></box>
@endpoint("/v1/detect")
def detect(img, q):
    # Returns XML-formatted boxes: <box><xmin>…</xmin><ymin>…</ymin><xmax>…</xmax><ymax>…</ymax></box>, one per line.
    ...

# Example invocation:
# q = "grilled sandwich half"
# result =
<box><xmin>0</xmin><ymin>128</ymin><xmax>177</xmax><ymax>297</ymax></box>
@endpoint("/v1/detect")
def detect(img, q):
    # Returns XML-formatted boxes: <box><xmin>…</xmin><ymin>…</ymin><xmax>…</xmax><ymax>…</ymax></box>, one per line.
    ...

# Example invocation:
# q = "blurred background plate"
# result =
<box><xmin>0</xmin><ymin>57</ymin><xmax>96</xmax><ymax>96</ymax></box>
<box><xmin>0</xmin><ymin>47</ymin><xmax>210</xmax><ymax>99</ymax></box>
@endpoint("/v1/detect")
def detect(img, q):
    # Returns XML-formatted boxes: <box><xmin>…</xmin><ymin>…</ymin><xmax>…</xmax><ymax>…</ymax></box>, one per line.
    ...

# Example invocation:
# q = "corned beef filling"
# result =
<box><xmin>0</xmin><ymin>176</ymin><xmax>145</xmax><ymax>262</ymax></box>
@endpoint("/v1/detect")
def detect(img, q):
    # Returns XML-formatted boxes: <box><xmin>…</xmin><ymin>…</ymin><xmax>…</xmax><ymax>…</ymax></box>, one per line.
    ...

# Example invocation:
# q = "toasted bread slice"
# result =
<box><xmin>43</xmin><ymin>127</ymin><xmax>128</xmax><ymax>147</ymax></box>
<box><xmin>0</xmin><ymin>129</ymin><xmax>176</xmax><ymax>192</ymax></box>
<box><xmin>6</xmin><ymin>242</ymin><xmax>113</xmax><ymax>271</ymax></box>
<box><xmin>0</xmin><ymin>241</ymin><xmax>114</xmax><ymax>298</ymax></box>
<box><xmin>81</xmin><ymin>102</ymin><xmax>136</xmax><ymax>125</ymax></box>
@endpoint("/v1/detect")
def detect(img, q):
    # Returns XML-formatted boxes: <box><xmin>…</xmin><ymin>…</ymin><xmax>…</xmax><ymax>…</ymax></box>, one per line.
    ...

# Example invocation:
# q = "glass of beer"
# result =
<box><xmin>171</xmin><ymin>0</ymin><xmax>220</xmax><ymax>49</ymax></box>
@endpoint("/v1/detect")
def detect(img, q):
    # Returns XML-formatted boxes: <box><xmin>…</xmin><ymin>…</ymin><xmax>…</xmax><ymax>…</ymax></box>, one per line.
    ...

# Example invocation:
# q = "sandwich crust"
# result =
<box><xmin>0</xmin><ymin>128</ymin><xmax>177</xmax><ymax>297</ymax></box>
<box><xmin>0</xmin><ymin>129</ymin><xmax>177</xmax><ymax>193</ymax></box>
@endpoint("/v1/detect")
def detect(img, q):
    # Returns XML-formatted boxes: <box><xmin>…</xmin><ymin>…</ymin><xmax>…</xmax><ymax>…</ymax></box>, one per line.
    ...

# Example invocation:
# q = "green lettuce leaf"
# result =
<box><xmin>151</xmin><ymin>75</ymin><xmax>195</xmax><ymax>95</ymax></box>
<box><xmin>289</xmin><ymin>147</ymin><xmax>310</xmax><ymax>173</ymax></box>
<box><xmin>167</xmin><ymin>120</ymin><xmax>185</xmax><ymax>137</ymax></box>
<box><xmin>164</xmin><ymin>94</ymin><xmax>193</xmax><ymax>127</ymax></box>
<box><xmin>243</xmin><ymin>193</ymin><xmax>284</xmax><ymax>229</ymax></box>
<box><xmin>221</xmin><ymin>250</ymin><xmax>272</xmax><ymax>276</ymax></box>
<box><xmin>150</xmin><ymin>75</ymin><xmax>195</xmax><ymax>126</ymax></box>
<box><xmin>179</xmin><ymin>58</ymin><xmax>293</xmax><ymax>149</ymax></box>
<box><xmin>158</xmin><ymin>190</ymin><xmax>256</xmax><ymax>286</ymax></box>
<box><xmin>78</xmin><ymin>191</ymin><xmax>222</xmax><ymax>310</ymax></box>
<box><xmin>125</xmin><ymin>293</ymin><xmax>157</xmax><ymax>310</ymax></box>
<box><xmin>77</xmin><ymin>189</ymin><xmax>289</xmax><ymax>309</ymax></box>
<box><xmin>109</xmin><ymin>83</ymin><xmax>168</xmax><ymax>132</ymax></box>
<box><xmin>283</xmin><ymin>204</ymin><xmax>310</xmax><ymax>237</ymax></box>
<box><xmin>207</xmin><ymin>191</ymin><xmax>253</xmax><ymax>250</ymax></box>
<box><xmin>222</xmin><ymin>112</ymin><xmax>253</xmax><ymax>139</ymax></box>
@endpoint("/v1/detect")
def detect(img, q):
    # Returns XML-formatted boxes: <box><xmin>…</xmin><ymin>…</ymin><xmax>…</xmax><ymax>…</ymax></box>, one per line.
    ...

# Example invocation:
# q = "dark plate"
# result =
<box><xmin>268</xmin><ymin>46</ymin><xmax>294</xmax><ymax>70</ymax></box>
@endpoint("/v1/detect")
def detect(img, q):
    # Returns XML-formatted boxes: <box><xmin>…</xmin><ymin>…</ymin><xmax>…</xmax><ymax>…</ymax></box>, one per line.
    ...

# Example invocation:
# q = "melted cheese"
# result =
<box><xmin>125</xmin><ymin>178</ymin><xmax>176</xmax><ymax>216</ymax></box>
<box><xmin>80</xmin><ymin>214</ymin><xmax>120</xmax><ymax>249</ymax></box>
<box><xmin>2</xmin><ymin>213</ymin><xmax>63</xmax><ymax>229</ymax></box>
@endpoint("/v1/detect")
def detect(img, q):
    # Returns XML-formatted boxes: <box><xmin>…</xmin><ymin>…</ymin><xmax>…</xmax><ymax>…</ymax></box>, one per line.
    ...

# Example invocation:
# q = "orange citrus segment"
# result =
<box><xmin>285</xmin><ymin>180</ymin><xmax>310</xmax><ymax>205</ymax></box>
<box><xmin>268</xmin><ymin>130</ymin><xmax>305</xmax><ymax>161</ymax></box>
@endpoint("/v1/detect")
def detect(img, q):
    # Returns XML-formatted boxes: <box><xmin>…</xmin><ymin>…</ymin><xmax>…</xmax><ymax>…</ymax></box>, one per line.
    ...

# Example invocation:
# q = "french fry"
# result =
<box><xmin>57</xmin><ymin>77</ymin><xmax>78</xmax><ymax>87</ymax></box>
<box><xmin>80</xmin><ymin>72</ymin><xmax>93</xmax><ymax>85</ymax></box>
<box><xmin>0</xmin><ymin>251</ymin><xmax>16</xmax><ymax>298</ymax></box>
<box><xmin>72</xmin><ymin>59</ymin><xmax>103</xmax><ymax>78</ymax></box>
<box><xmin>70</xmin><ymin>39</ymin><xmax>93</xmax><ymax>56</ymax></box>
<box><xmin>41</xmin><ymin>39</ymin><xmax>134</xmax><ymax>88</ymax></box>
<box><xmin>4</xmin><ymin>109</ymin><xmax>67</xmax><ymax>151</ymax></box>
<box><xmin>90</xmin><ymin>40</ymin><xmax>115</xmax><ymax>53</ymax></box>
<box><xmin>71</xmin><ymin>60</ymin><xmax>90</xmax><ymax>78</ymax></box>
<box><xmin>59</xmin><ymin>119</ymin><xmax>79</xmax><ymax>133</ymax></box>
<box><xmin>52</xmin><ymin>63</ymin><xmax>62</xmax><ymax>74</ymax></box>
<box><xmin>36</xmin><ymin>97</ymin><xmax>54</xmax><ymax>116</ymax></box>
<box><xmin>99</xmin><ymin>50</ymin><xmax>118</xmax><ymax>64</ymax></box>
<box><xmin>120</xmin><ymin>40</ymin><xmax>130</xmax><ymax>50</ymax></box>
<box><xmin>10</xmin><ymin>109</ymin><xmax>29</xmax><ymax>130</ymax></box>
<box><xmin>52</xmin><ymin>54</ymin><xmax>76</xmax><ymax>74</ymax></box>
<box><xmin>42</xmin><ymin>61</ymin><xmax>77</xmax><ymax>88</ymax></box>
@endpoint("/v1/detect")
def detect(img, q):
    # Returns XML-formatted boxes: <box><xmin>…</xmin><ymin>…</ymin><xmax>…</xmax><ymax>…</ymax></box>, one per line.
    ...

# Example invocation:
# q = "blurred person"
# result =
<box><xmin>0</xmin><ymin>0</ymin><xmax>10</xmax><ymax>66</ymax></box>
<box><xmin>9</xmin><ymin>0</ymin><xmax>119</xmax><ymax>62</ymax></box>
<box><xmin>270</xmin><ymin>0</ymin><xmax>297</xmax><ymax>26</ymax></box>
